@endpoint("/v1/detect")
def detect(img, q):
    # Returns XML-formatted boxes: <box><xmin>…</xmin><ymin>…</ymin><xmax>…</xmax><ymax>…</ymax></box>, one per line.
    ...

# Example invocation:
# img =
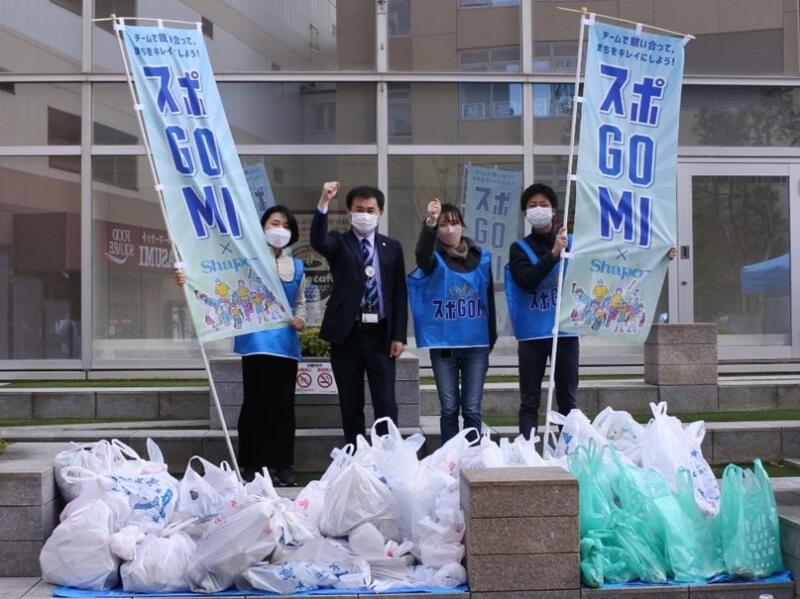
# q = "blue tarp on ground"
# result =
<box><xmin>53</xmin><ymin>584</ymin><xmax>469</xmax><ymax>597</ymax></box>
<box><xmin>600</xmin><ymin>570</ymin><xmax>793</xmax><ymax>589</ymax></box>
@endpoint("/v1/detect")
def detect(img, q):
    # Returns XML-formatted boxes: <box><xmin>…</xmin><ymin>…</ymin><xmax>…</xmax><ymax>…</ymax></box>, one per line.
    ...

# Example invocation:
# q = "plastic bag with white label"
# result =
<box><xmin>186</xmin><ymin>500</ymin><xmax>278</xmax><ymax>593</ymax></box>
<box><xmin>40</xmin><ymin>498</ymin><xmax>120</xmax><ymax>590</ymax></box>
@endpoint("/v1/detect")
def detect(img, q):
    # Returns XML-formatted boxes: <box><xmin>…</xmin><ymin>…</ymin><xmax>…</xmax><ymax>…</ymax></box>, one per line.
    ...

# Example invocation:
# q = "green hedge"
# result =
<box><xmin>300</xmin><ymin>327</ymin><xmax>330</xmax><ymax>358</ymax></box>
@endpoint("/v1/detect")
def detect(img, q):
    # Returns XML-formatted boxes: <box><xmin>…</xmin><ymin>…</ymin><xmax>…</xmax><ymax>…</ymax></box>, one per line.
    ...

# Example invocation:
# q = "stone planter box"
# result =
<box><xmin>209</xmin><ymin>354</ymin><xmax>420</xmax><ymax>430</ymax></box>
<box><xmin>0</xmin><ymin>443</ymin><xmax>71</xmax><ymax>576</ymax></box>
<box><xmin>644</xmin><ymin>323</ymin><xmax>718</xmax><ymax>387</ymax></box>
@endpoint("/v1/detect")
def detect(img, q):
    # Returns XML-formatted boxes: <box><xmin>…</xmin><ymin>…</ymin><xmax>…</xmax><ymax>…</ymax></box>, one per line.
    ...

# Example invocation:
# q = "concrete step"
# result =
<box><xmin>421</xmin><ymin>379</ymin><xmax>800</xmax><ymax>417</ymax></box>
<box><xmin>786</xmin><ymin>457</ymin><xmax>800</xmax><ymax>470</ymax></box>
<box><xmin>0</xmin><ymin>387</ymin><xmax>209</xmax><ymax>420</ymax></box>
<box><xmin>3</xmin><ymin>418</ymin><xmax>798</xmax><ymax>471</ymax></box>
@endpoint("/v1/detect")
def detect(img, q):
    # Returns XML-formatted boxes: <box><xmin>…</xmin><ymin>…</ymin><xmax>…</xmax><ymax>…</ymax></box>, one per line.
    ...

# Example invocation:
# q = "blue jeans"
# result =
<box><xmin>429</xmin><ymin>347</ymin><xmax>489</xmax><ymax>444</ymax></box>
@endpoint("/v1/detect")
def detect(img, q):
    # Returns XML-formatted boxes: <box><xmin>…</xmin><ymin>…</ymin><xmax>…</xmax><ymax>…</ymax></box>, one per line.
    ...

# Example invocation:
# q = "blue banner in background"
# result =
<box><xmin>462</xmin><ymin>164</ymin><xmax>523</xmax><ymax>284</ymax></box>
<box><xmin>121</xmin><ymin>24</ymin><xmax>290</xmax><ymax>342</ymax></box>
<box><xmin>558</xmin><ymin>21</ymin><xmax>686</xmax><ymax>343</ymax></box>
<box><xmin>243</xmin><ymin>161</ymin><xmax>276</xmax><ymax>215</ymax></box>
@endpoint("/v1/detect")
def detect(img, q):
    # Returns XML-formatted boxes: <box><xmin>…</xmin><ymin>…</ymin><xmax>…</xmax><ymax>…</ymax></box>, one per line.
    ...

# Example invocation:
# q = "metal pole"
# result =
<box><xmin>542</xmin><ymin>7</ymin><xmax>588</xmax><ymax>456</ymax></box>
<box><xmin>110</xmin><ymin>15</ymin><xmax>242</xmax><ymax>480</ymax></box>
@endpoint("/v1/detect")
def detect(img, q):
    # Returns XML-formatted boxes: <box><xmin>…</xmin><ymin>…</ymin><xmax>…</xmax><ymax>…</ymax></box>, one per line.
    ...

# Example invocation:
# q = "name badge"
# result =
<box><xmin>361</xmin><ymin>312</ymin><xmax>379</xmax><ymax>324</ymax></box>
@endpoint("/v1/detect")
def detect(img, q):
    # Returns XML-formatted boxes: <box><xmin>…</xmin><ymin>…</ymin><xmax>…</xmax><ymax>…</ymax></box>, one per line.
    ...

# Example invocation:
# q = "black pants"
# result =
<box><xmin>518</xmin><ymin>336</ymin><xmax>579</xmax><ymax>440</ymax></box>
<box><xmin>330</xmin><ymin>321</ymin><xmax>398</xmax><ymax>446</ymax></box>
<box><xmin>238</xmin><ymin>354</ymin><xmax>298</xmax><ymax>471</ymax></box>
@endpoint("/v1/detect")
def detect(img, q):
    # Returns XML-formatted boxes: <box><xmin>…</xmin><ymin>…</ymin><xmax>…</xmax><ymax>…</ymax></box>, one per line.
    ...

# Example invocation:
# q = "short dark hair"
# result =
<box><xmin>438</xmin><ymin>202</ymin><xmax>465</xmax><ymax>227</ymax></box>
<box><xmin>520</xmin><ymin>183</ymin><xmax>559</xmax><ymax>212</ymax></box>
<box><xmin>260</xmin><ymin>205</ymin><xmax>299</xmax><ymax>246</ymax></box>
<box><xmin>346</xmin><ymin>185</ymin><xmax>385</xmax><ymax>211</ymax></box>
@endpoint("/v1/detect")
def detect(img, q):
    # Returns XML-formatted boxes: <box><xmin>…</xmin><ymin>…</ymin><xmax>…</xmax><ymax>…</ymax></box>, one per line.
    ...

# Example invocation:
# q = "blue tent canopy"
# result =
<box><xmin>740</xmin><ymin>253</ymin><xmax>790</xmax><ymax>296</ymax></box>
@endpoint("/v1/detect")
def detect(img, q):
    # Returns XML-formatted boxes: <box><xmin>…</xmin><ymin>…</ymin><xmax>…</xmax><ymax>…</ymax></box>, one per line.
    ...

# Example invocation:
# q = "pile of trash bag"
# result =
<box><xmin>552</xmin><ymin>402</ymin><xmax>783</xmax><ymax>587</ymax></box>
<box><xmin>42</xmin><ymin>418</ymin><xmax>509</xmax><ymax>594</ymax></box>
<box><xmin>39</xmin><ymin>405</ymin><xmax>784</xmax><ymax>593</ymax></box>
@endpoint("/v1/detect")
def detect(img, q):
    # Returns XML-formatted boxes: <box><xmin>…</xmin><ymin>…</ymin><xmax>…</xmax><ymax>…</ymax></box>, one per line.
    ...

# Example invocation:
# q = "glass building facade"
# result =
<box><xmin>0</xmin><ymin>0</ymin><xmax>798</xmax><ymax>371</ymax></box>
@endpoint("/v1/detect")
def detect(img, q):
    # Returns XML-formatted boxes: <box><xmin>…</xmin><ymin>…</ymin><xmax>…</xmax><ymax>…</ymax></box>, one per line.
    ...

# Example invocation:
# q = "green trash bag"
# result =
<box><xmin>719</xmin><ymin>459</ymin><xmax>784</xmax><ymax>579</ymax></box>
<box><xmin>570</xmin><ymin>442</ymin><xmax>668</xmax><ymax>587</ymax></box>
<box><xmin>657</xmin><ymin>468</ymin><xmax>724</xmax><ymax>582</ymax></box>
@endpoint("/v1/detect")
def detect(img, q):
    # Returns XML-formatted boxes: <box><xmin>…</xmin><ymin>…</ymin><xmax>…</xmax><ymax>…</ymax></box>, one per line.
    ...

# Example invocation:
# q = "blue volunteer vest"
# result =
<box><xmin>504</xmin><ymin>235</ymin><xmax>577</xmax><ymax>341</ymax></box>
<box><xmin>233</xmin><ymin>259</ymin><xmax>304</xmax><ymax>361</ymax></box>
<box><xmin>408</xmin><ymin>249</ymin><xmax>491</xmax><ymax>349</ymax></box>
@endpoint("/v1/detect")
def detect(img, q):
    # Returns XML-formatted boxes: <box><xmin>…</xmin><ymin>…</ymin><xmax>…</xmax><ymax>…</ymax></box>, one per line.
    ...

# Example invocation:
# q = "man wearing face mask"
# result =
<box><xmin>507</xmin><ymin>183</ymin><xmax>577</xmax><ymax>440</ymax></box>
<box><xmin>311</xmin><ymin>181</ymin><xmax>408</xmax><ymax>445</ymax></box>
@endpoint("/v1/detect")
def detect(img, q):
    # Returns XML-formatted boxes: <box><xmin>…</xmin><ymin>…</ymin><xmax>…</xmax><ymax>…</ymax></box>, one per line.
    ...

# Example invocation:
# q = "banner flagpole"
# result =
<box><xmin>542</xmin><ymin>7</ymin><xmax>590</xmax><ymax>456</ymax></box>
<box><xmin>108</xmin><ymin>14</ymin><xmax>242</xmax><ymax>481</ymax></box>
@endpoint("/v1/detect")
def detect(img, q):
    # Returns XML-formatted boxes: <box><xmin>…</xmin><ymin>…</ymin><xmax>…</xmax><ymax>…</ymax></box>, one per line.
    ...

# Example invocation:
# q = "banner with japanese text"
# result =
<box><xmin>121</xmin><ymin>24</ymin><xmax>290</xmax><ymax>342</ymax></box>
<box><xmin>559</xmin><ymin>22</ymin><xmax>685</xmax><ymax>342</ymax></box>
<box><xmin>462</xmin><ymin>164</ymin><xmax>523</xmax><ymax>284</ymax></box>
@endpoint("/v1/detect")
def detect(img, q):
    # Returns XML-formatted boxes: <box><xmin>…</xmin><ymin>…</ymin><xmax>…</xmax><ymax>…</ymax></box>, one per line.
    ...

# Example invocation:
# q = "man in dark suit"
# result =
<box><xmin>311</xmin><ymin>181</ymin><xmax>408</xmax><ymax>445</ymax></box>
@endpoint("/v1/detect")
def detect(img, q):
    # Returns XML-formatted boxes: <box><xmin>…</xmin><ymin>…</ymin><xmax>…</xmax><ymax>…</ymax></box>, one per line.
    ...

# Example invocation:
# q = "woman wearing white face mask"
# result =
<box><xmin>175</xmin><ymin>205</ymin><xmax>306</xmax><ymax>486</ymax></box>
<box><xmin>409</xmin><ymin>199</ymin><xmax>496</xmax><ymax>444</ymax></box>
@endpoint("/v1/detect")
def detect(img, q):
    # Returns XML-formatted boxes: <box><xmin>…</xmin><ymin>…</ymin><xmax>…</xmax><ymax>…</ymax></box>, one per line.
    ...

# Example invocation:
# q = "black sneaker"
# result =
<box><xmin>276</xmin><ymin>466</ymin><xmax>297</xmax><ymax>487</ymax></box>
<box><xmin>266</xmin><ymin>468</ymin><xmax>281</xmax><ymax>487</ymax></box>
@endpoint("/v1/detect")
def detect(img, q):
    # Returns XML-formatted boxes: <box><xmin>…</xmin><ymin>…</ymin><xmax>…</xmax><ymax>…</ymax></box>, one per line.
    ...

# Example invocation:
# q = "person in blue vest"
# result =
<box><xmin>506</xmin><ymin>184</ymin><xmax>575</xmax><ymax>440</ymax></box>
<box><xmin>410</xmin><ymin>199</ymin><xmax>496</xmax><ymax>443</ymax></box>
<box><xmin>507</xmin><ymin>183</ymin><xmax>677</xmax><ymax>440</ymax></box>
<box><xmin>175</xmin><ymin>205</ymin><xmax>307</xmax><ymax>486</ymax></box>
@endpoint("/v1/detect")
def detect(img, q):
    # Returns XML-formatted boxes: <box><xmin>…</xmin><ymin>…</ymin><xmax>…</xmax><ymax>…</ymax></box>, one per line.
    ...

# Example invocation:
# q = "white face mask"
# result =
<box><xmin>264</xmin><ymin>227</ymin><xmax>291</xmax><ymax>249</ymax></box>
<box><xmin>350</xmin><ymin>212</ymin><xmax>379</xmax><ymax>236</ymax></box>
<box><xmin>526</xmin><ymin>206</ymin><xmax>553</xmax><ymax>229</ymax></box>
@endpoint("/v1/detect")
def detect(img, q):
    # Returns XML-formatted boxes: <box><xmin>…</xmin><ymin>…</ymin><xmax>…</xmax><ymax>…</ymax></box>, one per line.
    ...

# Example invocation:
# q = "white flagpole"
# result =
<box><xmin>542</xmin><ymin>7</ymin><xmax>590</xmax><ymax>456</ymax></box>
<box><xmin>109</xmin><ymin>15</ymin><xmax>242</xmax><ymax>480</ymax></box>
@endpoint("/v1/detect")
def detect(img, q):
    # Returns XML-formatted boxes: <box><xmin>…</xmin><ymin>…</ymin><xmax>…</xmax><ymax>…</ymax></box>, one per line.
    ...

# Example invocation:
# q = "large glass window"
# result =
<box><xmin>92</xmin><ymin>156</ymin><xmax>194</xmax><ymax>362</ymax></box>
<box><xmin>94</xmin><ymin>82</ymin><xmax>376</xmax><ymax>145</ymax></box>
<box><xmin>0</xmin><ymin>156</ymin><xmax>81</xmax><ymax>359</ymax></box>
<box><xmin>388</xmin><ymin>155</ymin><xmax>523</xmax><ymax>347</ymax></box>
<box><xmin>389</xmin><ymin>0</ymin><xmax>520</xmax><ymax>71</ymax></box>
<box><xmin>680</xmin><ymin>87</ymin><xmax>800</xmax><ymax>147</ymax></box>
<box><xmin>0</xmin><ymin>1</ymin><xmax>83</xmax><ymax>73</ymax></box>
<box><xmin>532</xmin><ymin>0</ymin><xmax>800</xmax><ymax>76</ymax></box>
<box><xmin>0</xmin><ymin>84</ymin><xmax>82</xmax><ymax>146</ymax></box>
<box><xmin>534</xmin><ymin>84</ymin><xmax>800</xmax><ymax>148</ymax></box>
<box><xmin>93</xmin><ymin>0</ymin><xmax>376</xmax><ymax>72</ymax></box>
<box><xmin>692</xmin><ymin>175</ymin><xmax>791</xmax><ymax>345</ymax></box>
<box><xmin>388</xmin><ymin>83</ymin><xmax>522</xmax><ymax>144</ymax></box>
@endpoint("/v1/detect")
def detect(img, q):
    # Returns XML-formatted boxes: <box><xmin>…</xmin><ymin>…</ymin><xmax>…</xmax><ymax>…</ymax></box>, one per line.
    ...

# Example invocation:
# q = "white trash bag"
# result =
<box><xmin>684</xmin><ymin>420</ymin><xmax>721</xmax><ymax>515</ymax></box>
<box><xmin>237</xmin><ymin>561</ymin><xmax>344</xmax><ymax>594</ymax></box>
<box><xmin>593</xmin><ymin>406</ymin><xmax>646</xmax><ymax>465</ymax></box>
<box><xmin>40</xmin><ymin>499</ymin><xmax>120</xmax><ymax>590</ymax></box>
<box><xmin>176</xmin><ymin>456</ymin><xmax>243</xmax><ymax>521</ymax></box>
<box><xmin>119</xmin><ymin>523</ymin><xmax>196</xmax><ymax>593</ymax></box>
<box><xmin>319</xmin><ymin>462</ymin><xmax>401</xmax><ymax>540</ymax></box>
<box><xmin>549</xmin><ymin>409</ymin><xmax>609</xmax><ymax>458</ymax></box>
<box><xmin>641</xmin><ymin>402</ymin><xmax>693</xmax><ymax>492</ymax></box>
<box><xmin>186</xmin><ymin>500</ymin><xmax>279</xmax><ymax>593</ymax></box>
<box><xmin>58</xmin><ymin>466</ymin><xmax>133</xmax><ymax>531</ymax></box>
